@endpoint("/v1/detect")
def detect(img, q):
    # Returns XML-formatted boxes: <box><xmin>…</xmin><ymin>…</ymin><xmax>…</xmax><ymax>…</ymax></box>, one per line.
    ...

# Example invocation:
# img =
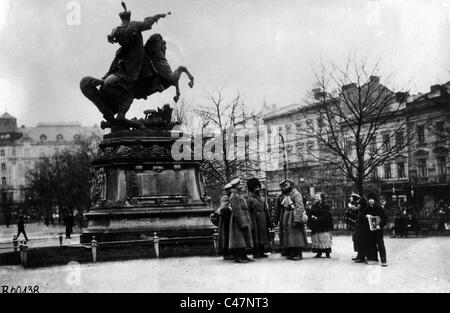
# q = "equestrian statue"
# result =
<box><xmin>80</xmin><ymin>2</ymin><xmax>194</xmax><ymax>130</ymax></box>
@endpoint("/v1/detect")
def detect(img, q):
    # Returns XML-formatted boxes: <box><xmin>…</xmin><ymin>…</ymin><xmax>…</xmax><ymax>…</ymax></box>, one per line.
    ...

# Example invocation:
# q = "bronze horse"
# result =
<box><xmin>80</xmin><ymin>33</ymin><xmax>194</xmax><ymax>130</ymax></box>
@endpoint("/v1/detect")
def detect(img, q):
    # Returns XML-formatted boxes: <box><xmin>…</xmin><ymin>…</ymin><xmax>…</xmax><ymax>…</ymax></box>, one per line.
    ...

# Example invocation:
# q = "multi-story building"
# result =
<box><xmin>0</xmin><ymin>112</ymin><xmax>101</xmax><ymax>223</ymax></box>
<box><xmin>262</xmin><ymin>80</ymin><xmax>449</xmax><ymax>212</ymax></box>
<box><xmin>407</xmin><ymin>83</ymin><xmax>450</xmax><ymax>211</ymax></box>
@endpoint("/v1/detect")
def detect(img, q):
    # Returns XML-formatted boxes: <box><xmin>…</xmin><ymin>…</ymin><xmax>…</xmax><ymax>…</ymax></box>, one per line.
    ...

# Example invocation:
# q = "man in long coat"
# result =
<box><xmin>228</xmin><ymin>178</ymin><xmax>254</xmax><ymax>263</ymax></box>
<box><xmin>216</xmin><ymin>183</ymin><xmax>233</xmax><ymax>260</ymax></box>
<box><xmin>280</xmin><ymin>180</ymin><xmax>308</xmax><ymax>260</ymax></box>
<box><xmin>246</xmin><ymin>178</ymin><xmax>270</xmax><ymax>258</ymax></box>
<box><xmin>273</xmin><ymin>184</ymin><xmax>289</xmax><ymax>256</ymax></box>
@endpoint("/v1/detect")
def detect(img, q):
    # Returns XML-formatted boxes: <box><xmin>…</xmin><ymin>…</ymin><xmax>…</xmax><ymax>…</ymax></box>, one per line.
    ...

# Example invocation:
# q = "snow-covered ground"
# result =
<box><xmin>0</xmin><ymin>236</ymin><xmax>448</xmax><ymax>293</ymax></box>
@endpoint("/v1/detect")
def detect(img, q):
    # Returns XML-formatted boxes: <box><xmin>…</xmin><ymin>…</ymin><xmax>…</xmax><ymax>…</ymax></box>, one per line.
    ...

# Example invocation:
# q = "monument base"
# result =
<box><xmin>81</xmin><ymin>128</ymin><xmax>216</xmax><ymax>248</ymax></box>
<box><xmin>80</xmin><ymin>205</ymin><xmax>215</xmax><ymax>243</ymax></box>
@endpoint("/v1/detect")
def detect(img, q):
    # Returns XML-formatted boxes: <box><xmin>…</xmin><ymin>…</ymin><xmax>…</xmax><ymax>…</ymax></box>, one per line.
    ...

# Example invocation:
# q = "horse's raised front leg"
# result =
<box><xmin>179</xmin><ymin>66</ymin><xmax>194</xmax><ymax>88</ymax></box>
<box><xmin>172</xmin><ymin>66</ymin><xmax>194</xmax><ymax>88</ymax></box>
<box><xmin>173</xmin><ymin>82</ymin><xmax>180</xmax><ymax>103</ymax></box>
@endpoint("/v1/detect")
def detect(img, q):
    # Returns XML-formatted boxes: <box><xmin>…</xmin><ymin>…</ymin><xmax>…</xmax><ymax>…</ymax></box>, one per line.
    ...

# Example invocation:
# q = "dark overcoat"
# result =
<box><xmin>217</xmin><ymin>195</ymin><xmax>231</xmax><ymax>253</ymax></box>
<box><xmin>247</xmin><ymin>193</ymin><xmax>270</xmax><ymax>249</ymax></box>
<box><xmin>228</xmin><ymin>192</ymin><xmax>254</xmax><ymax>250</ymax></box>
<box><xmin>307</xmin><ymin>201</ymin><xmax>333</xmax><ymax>234</ymax></box>
<box><xmin>355</xmin><ymin>203</ymin><xmax>387</xmax><ymax>260</ymax></box>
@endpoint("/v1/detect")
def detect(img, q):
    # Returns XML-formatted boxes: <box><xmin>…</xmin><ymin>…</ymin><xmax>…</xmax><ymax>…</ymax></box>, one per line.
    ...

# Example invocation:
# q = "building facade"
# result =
<box><xmin>407</xmin><ymin>83</ymin><xmax>450</xmax><ymax>211</ymax></box>
<box><xmin>262</xmin><ymin>81</ymin><xmax>449</xmax><ymax>212</ymax></box>
<box><xmin>0</xmin><ymin>112</ymin><xmax>101</xmax><ymax>223</ymax></box>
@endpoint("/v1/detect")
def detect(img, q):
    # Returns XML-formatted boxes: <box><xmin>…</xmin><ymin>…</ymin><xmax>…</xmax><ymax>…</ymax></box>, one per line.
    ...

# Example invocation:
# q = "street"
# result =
<box><xmin>0</xmin><ymin>236</ymin><xmax>448</xmax><ymax>293</ymax></box>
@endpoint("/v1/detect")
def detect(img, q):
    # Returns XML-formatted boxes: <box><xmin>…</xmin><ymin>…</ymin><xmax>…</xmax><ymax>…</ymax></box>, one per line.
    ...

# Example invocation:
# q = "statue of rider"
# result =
<box><xmin>80</xmin><ymin>2</ymin><xmax>170</xmax><ymax>130</ymax></box>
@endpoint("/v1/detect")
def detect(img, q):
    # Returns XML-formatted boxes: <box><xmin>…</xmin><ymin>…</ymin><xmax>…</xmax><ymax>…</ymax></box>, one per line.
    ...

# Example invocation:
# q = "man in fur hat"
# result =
<box><xmin>246</xmin><ymin>178</ymin><xmax>271</xmax><ymax>258</ymax></box>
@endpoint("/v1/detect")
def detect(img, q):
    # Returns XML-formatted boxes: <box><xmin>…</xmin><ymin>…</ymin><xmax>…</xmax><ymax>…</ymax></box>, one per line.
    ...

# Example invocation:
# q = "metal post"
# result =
<box><xmin>213</xmin><ymin>228</ymin><xmax>219</xmax><ymax>256</ymax></box>
<box><xmin>91</xmin><ymin>236</ymin><xmax>97</xmax><ymax>263</ymax></box>
<box><xmin>59</xmin><ymin>233</ymin><xmax>63</xmax><ymax>247</ymax></box>
<box><xmin>22</xmin><ymin>243</ymin><xmax>28</xmax><ymax>267</ymax></box>
<box><xmin>13</xmin><ymin>235</ymin><xmax>18</xmax><ymax>252</ymax></box>
<box><xmin>19</xmin><ymin>240</ymin><xmax>24</xmax><ymax>265</ymax></box>
<box><xmin>153</xmin><ymin>232</ymin><xmax>160</xmax><ymax>258</ymax></box>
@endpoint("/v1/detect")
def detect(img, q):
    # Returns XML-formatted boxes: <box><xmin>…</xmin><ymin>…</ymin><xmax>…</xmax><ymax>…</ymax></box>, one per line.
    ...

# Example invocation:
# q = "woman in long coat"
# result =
<box><xmin>308</xmin><ymin>193</ymin><xmax>333</xmax><ymax>258</ymax></box>
<box><xmin>228</xmin><ymin>178</ymin><xmax>254</xmax><ymax>263</ymax></box>
<box><xmin>246</xmin><ymin>178</ymin><xmax>271</xmax><ymax>258</ymax></box>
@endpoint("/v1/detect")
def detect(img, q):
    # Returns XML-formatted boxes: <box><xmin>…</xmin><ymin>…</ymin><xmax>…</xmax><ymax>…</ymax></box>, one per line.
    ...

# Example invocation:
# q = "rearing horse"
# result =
<box><xmin>80</xmin><ymin>33</ymin><xmax>194</xmax><ymax>130</ymax></box>
<box><xmin>136</xmin><ymin>33</ymin><xmax>194</xmax><ymax>103</ymax></box>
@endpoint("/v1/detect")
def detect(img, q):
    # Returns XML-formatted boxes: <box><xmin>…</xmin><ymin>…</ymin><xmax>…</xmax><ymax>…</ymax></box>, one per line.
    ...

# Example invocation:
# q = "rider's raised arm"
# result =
<box><xmin>135</xmin><ymin>12</ymin><xmax>171</xmax><ymax>32</ymax></box>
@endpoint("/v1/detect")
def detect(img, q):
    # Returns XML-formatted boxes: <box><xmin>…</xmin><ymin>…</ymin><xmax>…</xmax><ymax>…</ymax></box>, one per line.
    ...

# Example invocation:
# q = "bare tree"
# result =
<box><xmin>26</xmin><ymin>132</ymin><xmax>100</xmax><ymax>224</ymax></box>
<box><xmin>299</xmin><ymin>57</ymin><xmax>413</xmax><ymax>195</ymax></box>
<box><xmin>194</xmin><ymin>85</ymin><xmax>261</xmax><ymax>205</ymax></box>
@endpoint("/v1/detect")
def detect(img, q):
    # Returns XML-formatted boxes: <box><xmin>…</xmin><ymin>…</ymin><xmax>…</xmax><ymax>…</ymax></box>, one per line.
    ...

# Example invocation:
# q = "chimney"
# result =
<box><xmin>342</xmin><ymin>83</ymin><xmax>356</xmax><ymax>91</ymax></box>
<box><xmin>430</xmin><ymin>84</ymin><xmax>440</xmax><ymax>92</ymax></box>
<box><xmin>395</xmin><ymin>92</ymin><xmax>409</xmax><ymax>103</ymax></box>
<box><xmin>370</xmin><ymin>76</ymin><xmax>380</xmax><ymax>83</ymax></box>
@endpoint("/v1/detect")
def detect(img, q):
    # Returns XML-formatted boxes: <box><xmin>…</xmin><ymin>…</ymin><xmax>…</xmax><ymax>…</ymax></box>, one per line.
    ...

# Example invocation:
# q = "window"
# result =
<box><xmin>437</xmin><ymin>156</ymin><xmax>447</xmax><ymax>175</ymax></box>
<box><xmin>56</xmin><ymin>134</ymin><xmax>64</xmax><ymax>141</ymax></box>
<box><xmin>396</xmin><ymin>131</ymin><xmax>404</xmax><ymax>149</ymax></box>
<box><xmin>370</xmin><ymin>136</ymin><xmax>377</xmax><ymax>153</ymax></box>
<box><xmin>417</xmin><ymin>125</ymin><xmax>425</xmax><ymax>144</ymax></box>
<box><xmin>436</xmin><ymin>121</ymin><xmax>445</xmax><ymax>139</ymax></box>
<box><xmin>371</xmin><ymin>167</ymin><xmax>378</xmax><ymax>179</ymax></box>
<box><xmin>383</xmin><ymin>134</ymin><xmax>390</xmax><ymax>151</ymax></box>
<box><xmin>1</xmin><ymin>177</ymin><xmax>6</xmax><ymax>187</ymax></box>
<box><xmin>317</xmin><ymin>118</ymin><xmax>324</xmax><ymax>130</ymax></box>
<box><xmin>384</xmin><ymin>163</ymin><xmax>391</xmax><ymax>179</ymax></box>
<box><xmin>40</xmin><ymin>134</ymin><xmax>47</xmax><ymax>142</ymax></box>
<box><xmin>418</xmin><ymin>159</ymin><xmax>427</xmax><ymax>177</ymax></box>
<box><xmin>1</xmin><ymin>163</ymin><xmax>5</xmax><ymax>172</ymax></box>
<box><xmin>345</xmin><ymin>140</ymin><xmax>353</xmax><ymax>156</ymax></box>
<box><xmin>397</xmin><ymin>162</ymin><xmax>405</xmax><ymax>179</ymax></box>
<box><xmin>0</xmin><ymin>149</ymin><xmax>4</xmax><ymax>157</ymax></box>
<box><xmin>295</xmin><ymin>123</ymin><xmax>302</xmax><ymax>134</ymax></box>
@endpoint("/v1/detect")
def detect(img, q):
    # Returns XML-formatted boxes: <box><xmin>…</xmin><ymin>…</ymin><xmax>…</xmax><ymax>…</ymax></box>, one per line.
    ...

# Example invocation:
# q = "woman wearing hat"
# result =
<box><xmin>308</xmin><ymin>193</ymin><xmax>333</xmax><ymax>258</ymax></box>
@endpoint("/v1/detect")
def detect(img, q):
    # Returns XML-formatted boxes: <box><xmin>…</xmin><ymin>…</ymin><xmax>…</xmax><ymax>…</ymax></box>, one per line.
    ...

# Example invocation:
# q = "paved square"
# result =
<box><xmin>0</xmin><ymin>236</ymin><xmax>448</xmax><ymax>292</ymax></box>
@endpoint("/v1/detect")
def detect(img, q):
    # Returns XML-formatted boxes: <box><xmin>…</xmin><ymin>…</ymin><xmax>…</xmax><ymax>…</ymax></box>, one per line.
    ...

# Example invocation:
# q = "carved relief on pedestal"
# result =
<box><xmin>90</xmin><ymin>167</ymin><xmax>106</xmax><ymax>205</ymax></box>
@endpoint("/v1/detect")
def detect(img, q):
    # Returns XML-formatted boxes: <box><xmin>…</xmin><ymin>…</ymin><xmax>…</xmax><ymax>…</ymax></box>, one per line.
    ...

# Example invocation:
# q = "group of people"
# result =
<box><xmin>345</xmin><ymin>193</ymin><xmax>388</xmax><ymax>266</ymax></box>
<box><xmin>213</xmin><ymin>178</ymin><xmax>333</xmax><ymax>263</ymax></box>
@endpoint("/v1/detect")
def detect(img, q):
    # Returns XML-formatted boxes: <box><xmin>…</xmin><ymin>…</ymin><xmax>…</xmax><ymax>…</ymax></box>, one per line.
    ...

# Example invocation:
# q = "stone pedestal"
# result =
<box><xmin>80</xmin><ymin>128</ymin><xmax>215</xmax><ymax>244</ymax></box>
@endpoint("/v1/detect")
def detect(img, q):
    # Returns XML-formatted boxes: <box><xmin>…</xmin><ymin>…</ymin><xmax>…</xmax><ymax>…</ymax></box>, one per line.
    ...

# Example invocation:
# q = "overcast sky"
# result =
<box><xmin>0</xmin><ymin>0</ymin><xmax>449</xmax><ymax>127</ymax></box>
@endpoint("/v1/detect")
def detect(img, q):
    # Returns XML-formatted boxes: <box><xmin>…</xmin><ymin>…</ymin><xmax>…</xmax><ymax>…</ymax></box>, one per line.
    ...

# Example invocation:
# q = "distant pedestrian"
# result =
<box><xmin>64</xmin><ymin>212</ymin><xmax>74</xmax><ymax>239</ymax></box>
<box><xmin>4</xmin><ymin>208</ymin><xmax>11</xmax><ymax>228</ymax></box>
<box><xmin>308</xmin><ymin>193</ymin><xmax>333</xmax><ymax>258</ymax></box>
<box><xmin>216</xmin><ymin>183</ymin><xmax>233</xmax><ymax>260</ymax></box>
<box><xmin>228</xmin><ymin>178</ymin><xmax>254</xmax><ymax>263</ymax></box>
<box><xmin>246</xmin><ymin>178</ymin><xmax>270</xmax><ymax>258</ymax></box>
<box><xmin>280</xmin><ymin>180</ymin><xmax>308</xmax><ymax>261</ymax></box>
<box><xmin>16</xmin><ymin>213</ymin><xmax>29</xmax><ymax>242</ymax></box>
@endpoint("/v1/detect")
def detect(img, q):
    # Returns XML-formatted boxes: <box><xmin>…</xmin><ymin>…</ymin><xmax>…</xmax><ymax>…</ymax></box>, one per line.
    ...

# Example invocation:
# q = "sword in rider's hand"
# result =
<box><xmin>154</xmin><ymin>11</ymin><xmax>171</xmax><ymax>23</ymax></box>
